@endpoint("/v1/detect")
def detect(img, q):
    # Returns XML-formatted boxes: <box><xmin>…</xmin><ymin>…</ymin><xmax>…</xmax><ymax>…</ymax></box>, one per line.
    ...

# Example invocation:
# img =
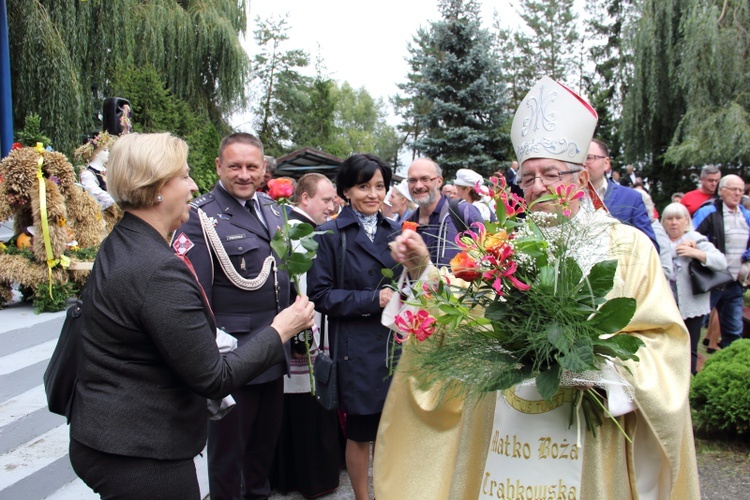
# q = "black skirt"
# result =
<box><xmin>270</xmin><ymin>393</ymin><xmax>343</xmax><ymax>498</ymax></box>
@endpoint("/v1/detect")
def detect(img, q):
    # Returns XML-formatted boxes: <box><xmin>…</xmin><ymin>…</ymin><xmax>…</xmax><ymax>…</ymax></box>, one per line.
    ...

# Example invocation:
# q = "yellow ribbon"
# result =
<box><xmin>35</xmin><ymin>143</ymin><xmax>69</xmax><ymax>298</ymax></box>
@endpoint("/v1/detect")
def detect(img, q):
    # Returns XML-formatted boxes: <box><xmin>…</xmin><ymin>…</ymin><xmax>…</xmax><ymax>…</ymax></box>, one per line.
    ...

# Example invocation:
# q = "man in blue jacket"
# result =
<box><xmin>585</xmin><ymin>139</ymin><xmax>658</xmax><ymax>250</ymax></box>
<box><xmin>404</xmin><ymin>158</ymin><xmax>484</xmax><ymax>267</ymax></box>
<box><xmin>693</xmin><ymin>174</ymin><xmax>750</xmax><ymax>348</ymax></box>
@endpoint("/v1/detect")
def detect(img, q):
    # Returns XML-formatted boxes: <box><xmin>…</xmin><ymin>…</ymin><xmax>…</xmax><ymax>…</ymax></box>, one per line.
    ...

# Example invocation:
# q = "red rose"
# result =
<box><xmin>11</xmin><ymin>142</ymin><xmax>22</xmax><ymax>151</ymax></box>
<box><xmin>267</xmin><ymin>178</ymin><xmax>295</xmax><ymax>200</ymax></box>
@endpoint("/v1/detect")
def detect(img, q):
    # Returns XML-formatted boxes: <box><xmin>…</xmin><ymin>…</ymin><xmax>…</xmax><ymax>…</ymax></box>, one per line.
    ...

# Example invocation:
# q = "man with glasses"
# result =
<box><xmin>693</xmin><ymin>175</ymin><xmax>750</xmax><ymax>348</ymax></box>
<box><xmin>681</xmin><ymin>165</ymin><xmax>722</xmax><ymax>215</ymax></box>
<box><xmin>375</xmin><ymin>75</ymin><xmax>699</xmax><ymax>499</ymax></box>
<box><xmin>403</xmin><ymin>158</ymin><xmax>483</xmax><ymax>267</ymax></box>
<box><xmin>584</xmin><ymin>139</ymin><xmax>658</xmax><ymax>249</ymax></box>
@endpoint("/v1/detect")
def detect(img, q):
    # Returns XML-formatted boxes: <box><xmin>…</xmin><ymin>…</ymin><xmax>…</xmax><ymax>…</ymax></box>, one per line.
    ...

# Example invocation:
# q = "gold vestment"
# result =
<box><xmin>374</xmin><ymin>220</ymin><xmax>700</xmax><ymax>499</ymax></box>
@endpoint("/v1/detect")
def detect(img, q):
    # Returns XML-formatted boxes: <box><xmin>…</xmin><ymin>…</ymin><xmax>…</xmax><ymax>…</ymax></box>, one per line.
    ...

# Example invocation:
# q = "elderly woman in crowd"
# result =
<box><xmin>661</xmin><ymin>202</ymin><xmax>727</xmax><ymax>374</ymax></box>
<box><xmin>307</xmin><ymin>153</ymin><xmax>402</xmax><ymax>500</ymax></box>
<box><xmin>68</xmin><ymin>132</ymin><xmax>314</xmax><ymax>498</ymax></box>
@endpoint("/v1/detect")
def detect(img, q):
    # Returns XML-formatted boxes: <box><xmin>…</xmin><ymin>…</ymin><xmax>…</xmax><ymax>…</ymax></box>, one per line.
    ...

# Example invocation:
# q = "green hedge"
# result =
<box><xmin>691</xmin><ymin>339</ymin><xmax>750</xmax><ymax>436</ymax></box>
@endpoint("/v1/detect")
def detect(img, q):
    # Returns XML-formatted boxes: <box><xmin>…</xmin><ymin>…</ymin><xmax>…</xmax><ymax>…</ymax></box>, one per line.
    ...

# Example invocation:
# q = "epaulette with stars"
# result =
<box><xmin>189</xmin><ymin>193</ymin><xmax>214</xmax><ymax>209</ymax></box>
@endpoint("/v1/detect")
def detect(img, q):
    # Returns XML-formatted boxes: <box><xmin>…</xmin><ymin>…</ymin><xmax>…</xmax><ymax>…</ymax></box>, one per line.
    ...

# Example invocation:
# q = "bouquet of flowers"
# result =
<box><xmin>393</xmin><ymin>176</ymin><xmax>643</xmax><ymax>438</ymax></box>
<box><xmin>265</xmin><ymin>177</ymin><xmax>328</xmax><ymax>395</ymax></box>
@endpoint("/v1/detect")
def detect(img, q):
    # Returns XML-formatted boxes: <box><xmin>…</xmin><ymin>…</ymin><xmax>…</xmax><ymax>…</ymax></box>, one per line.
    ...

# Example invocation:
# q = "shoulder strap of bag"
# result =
<box><xmin>323</xmin><ymin>231</ymin><xmax>346</xmax><ymax>354</ymax></box>
<box><xmin>448</xmin><ymin>198</ymin><xmax>469</xmax><ymax>233</ymax></box>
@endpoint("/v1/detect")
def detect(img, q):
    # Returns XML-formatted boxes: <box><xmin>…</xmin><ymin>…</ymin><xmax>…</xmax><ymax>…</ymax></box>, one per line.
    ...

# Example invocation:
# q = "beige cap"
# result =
<box><xmin>393</xmin><ymin>179</ymin><xmax>413</xmax><ymax>202</ymax></box>
<box><xmin>454</xmin><ymin>169</ymin><xmax>484</xmax><ymax>188</ymax></box>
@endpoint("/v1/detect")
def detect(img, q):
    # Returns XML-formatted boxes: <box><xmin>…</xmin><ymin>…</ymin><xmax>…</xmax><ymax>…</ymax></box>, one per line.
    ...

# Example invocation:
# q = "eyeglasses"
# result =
<box><xmin>407</xmin><ymin>176</ymin><xmax>439</xmax><ymax>185</ymax></box>
<box><xmin>519</xmin><ymin>170</ymin><xmax>578</xmax><ymax>189</ymax></box>
<box><xmin>585</xmin><ymin>154</ymin><xmax>607</xmax><ymax>163</ymax></box>
<box><xmin>721</xmin><ymin>187</ymin><xmax>744</xmax><ymax>194</ymax></box>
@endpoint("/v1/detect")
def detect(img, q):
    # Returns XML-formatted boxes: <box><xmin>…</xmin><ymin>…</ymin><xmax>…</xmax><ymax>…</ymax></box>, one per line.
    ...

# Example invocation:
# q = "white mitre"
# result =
<box><xmin>510</xmin><ymin>76</ymin><xmax>598</xmax><ymax>165</ymax></box>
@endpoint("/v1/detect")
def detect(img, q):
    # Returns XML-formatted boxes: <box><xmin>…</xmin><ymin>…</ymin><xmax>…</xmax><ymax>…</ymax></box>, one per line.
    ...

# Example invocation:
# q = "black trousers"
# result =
<box><xmin>684</xmin><ymin>315</ymin><xmax>703</xmax><ymax>375</ymax></box>
<box><xmin>208</xmin><ymin>377</ymin><xmax>284</xmax><ymax>500</ymax></box>
<box><xmin>69</xmin><ymin>438</ymin><xmax>200</xmax><ymax>499</ymax></box>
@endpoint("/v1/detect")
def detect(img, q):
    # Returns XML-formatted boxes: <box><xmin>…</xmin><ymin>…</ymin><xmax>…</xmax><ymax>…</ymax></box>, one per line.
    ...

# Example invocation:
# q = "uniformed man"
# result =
<box><xmin>172</xmin><ymin>133</ymin><xmax>291</xmax><ymax>500</ymax></box>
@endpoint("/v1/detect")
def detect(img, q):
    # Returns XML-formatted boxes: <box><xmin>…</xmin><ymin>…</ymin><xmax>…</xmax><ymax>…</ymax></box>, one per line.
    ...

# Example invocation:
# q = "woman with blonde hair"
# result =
<box><xmin>69</xmin><ymin>132</ymin><xmax>314</xmax><ymax>498</ymax></box>
<box><xmin>661</xmin><ymin>202</ymin><xmax>727</xmax><ymax>374</ymax></box>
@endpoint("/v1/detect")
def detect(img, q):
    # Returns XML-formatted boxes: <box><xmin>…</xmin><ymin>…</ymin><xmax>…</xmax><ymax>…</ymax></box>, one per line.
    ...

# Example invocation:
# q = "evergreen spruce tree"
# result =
<box><xmin>393</xmin><ymin>25</ymin><xmax>433</xmax><ymax>164</ymax></box>
<box><xmin>514</xmin><ymin>0</ymin><xmax>582</xmax><ymax>88</ymax></box>
<box><xmin>583</xmin><ymin>0</ymin><xmax>636</xmax><ymax>162</ymax></box>
<box><xmin>400</xmin><ymin>0</ymin><xmax>509</xmax><ymax>180</ymax></box>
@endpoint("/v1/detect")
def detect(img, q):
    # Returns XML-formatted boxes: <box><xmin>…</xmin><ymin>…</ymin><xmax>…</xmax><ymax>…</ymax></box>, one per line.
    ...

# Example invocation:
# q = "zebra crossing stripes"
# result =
<box><xmin>0</xmin><ymin>302</ymin><xmax>208</xmax><ymax>499</ymax></box>
<box><xmin>0</xmin><ymin>339</ymin><xmax>57</xmax><ymax>376</ymax></box>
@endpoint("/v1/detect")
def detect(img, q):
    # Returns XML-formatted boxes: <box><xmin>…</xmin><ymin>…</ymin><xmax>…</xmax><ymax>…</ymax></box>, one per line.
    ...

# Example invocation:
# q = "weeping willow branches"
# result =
<box><xmin>9</xmin><ymin>0</ymin><xmax>250</xmax><ymax>153</ymax></box>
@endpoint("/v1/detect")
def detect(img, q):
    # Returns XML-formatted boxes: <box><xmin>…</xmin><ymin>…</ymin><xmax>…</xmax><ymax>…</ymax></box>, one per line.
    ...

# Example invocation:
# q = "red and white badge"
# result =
<box><xmin>172</xmin><ymin>232</ymin><xmax>195</xmax><ymax>255</ymax></box>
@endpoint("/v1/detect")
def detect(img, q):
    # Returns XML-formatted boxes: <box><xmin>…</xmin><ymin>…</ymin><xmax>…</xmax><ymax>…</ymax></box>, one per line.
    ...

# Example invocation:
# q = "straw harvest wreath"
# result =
<box><xmin>0</xmin><ymin>143</ymin><xmax>107</xmax><ymax>310</ymax></box>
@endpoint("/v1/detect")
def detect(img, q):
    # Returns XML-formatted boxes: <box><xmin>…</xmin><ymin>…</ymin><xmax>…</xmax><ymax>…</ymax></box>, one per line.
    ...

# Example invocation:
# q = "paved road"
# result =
<box><xmin>0</xmin><ymin>299</ymin><xmax>209</xmax><ymax>499</ymax></box>
<box><xmin>0</xmin><ymin>298</ymin><xmax>360</xmax><ymax>499</ymax></box>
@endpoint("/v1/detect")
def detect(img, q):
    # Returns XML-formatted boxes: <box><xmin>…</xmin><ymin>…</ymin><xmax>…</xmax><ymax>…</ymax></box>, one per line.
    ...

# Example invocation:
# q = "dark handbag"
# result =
<box><xmin>313</xmin><ymin>348</ymin><xmax>338</xmax><ymax>410</ymax></box>
<box><xmin>43</xmin><ymin>299</ymin><xmax>83</xmax><ymax>421</ymax></box>
<box><xmin>314</xmin><ymin>232</ymin><xmax>346</xmax><ymax>410</ymax></box>
<box><xmin>688</xmin><ymin>259</ymin><xmax>734</xmax><ymax>294</ymax></box>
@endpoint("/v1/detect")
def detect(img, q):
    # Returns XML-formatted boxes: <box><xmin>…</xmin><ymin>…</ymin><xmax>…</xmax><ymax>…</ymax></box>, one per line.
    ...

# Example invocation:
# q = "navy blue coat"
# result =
<box><xmin>307</xmin><ymin>206</ymin><xmax>402</xmax><ymax>415</ymax></box>
<box><xmin>604</xmin><ymin>181</ymin><xmax>658</xmax><ymax>249</ymax></box>
<box><xmin>173</xmin><ymin>184</ymin><xmax>291</xmax><ymax>384</ymax></box>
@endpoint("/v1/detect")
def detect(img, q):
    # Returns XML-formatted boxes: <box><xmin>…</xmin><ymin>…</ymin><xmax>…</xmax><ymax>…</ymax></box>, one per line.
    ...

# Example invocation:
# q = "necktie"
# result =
<box><xmin>247</xmin><ymin>199</ymin><xmax>268</xmax><ymax>233</ymax></box>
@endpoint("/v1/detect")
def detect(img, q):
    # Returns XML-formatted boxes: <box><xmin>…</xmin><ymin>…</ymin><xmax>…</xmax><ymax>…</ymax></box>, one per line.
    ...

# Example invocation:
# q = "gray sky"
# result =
<box><xmin>248</xmin><ymin>1</ymin><xmax>521</xmax><ymax>101</ymax></box>
<box><xmin>235</xmin><ymin>0</ymin><xmax>521</xmax><ymax>130</ymax></box>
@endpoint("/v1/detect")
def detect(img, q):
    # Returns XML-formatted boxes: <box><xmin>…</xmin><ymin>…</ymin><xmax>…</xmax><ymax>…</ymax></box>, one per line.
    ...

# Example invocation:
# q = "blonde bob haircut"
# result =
<box><xmin>108</xmin><ymin>132</ymin><xmax>188</xmax><ymax>210</ymax></box>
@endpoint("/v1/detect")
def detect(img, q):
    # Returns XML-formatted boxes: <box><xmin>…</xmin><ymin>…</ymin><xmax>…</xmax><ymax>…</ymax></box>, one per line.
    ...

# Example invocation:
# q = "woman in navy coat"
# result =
<box><xmin>307</xmin><ymin>154</ymin><xmax>401</xmax><ymax>500</ymax></box>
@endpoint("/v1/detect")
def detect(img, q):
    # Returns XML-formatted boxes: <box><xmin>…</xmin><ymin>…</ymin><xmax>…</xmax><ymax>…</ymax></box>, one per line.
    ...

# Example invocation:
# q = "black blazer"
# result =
<box><xmin>70</xmin><ymin>213</ymin><xmax>285</xmax><ymax>460</ymax></box>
